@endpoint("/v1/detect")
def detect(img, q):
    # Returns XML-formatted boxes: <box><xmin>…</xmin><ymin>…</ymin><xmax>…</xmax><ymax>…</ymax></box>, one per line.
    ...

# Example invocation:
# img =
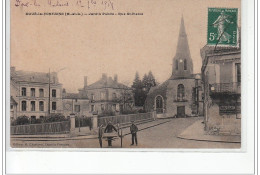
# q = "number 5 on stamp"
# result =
<box><xmin>207</xmin><ymin>8</ymin><xmax>238</xmax><ymax>47</ymax></box>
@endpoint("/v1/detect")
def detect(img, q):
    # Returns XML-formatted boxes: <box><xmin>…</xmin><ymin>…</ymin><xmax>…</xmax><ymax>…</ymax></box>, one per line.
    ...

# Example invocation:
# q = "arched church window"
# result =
<box><xmin>184</xmin><ymin>59</ymin><xmax>187</xmax><ymax>70</ymax></box>
<box><xmin>177</xmin><ymin>84</ymin><xmax>185</xmax><ymax>101</ymax></box>
<box><xmin>175</xmin><ymin>60</ymin><xmax>178</xmax><ymax>70</ymax></box>
<box><xmin>155</xmin><ymin>96</ymin><xmax>163</xmax><ymax>113</ymax></box>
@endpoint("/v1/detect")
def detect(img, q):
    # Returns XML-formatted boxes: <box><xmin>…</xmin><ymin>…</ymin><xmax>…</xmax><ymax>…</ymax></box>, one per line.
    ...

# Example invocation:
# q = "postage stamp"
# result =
<box><xmin>207</xmin><ymin>8</ymin><xmax>238</xmax><ymax>47</ymax></box>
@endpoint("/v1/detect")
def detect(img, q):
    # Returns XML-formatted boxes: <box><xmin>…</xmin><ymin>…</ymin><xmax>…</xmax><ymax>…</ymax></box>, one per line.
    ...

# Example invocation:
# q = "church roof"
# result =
<box><xmin>175</xmin><ymin>16</ymin><xmax>192</xmax><ymax>61</ymax></box>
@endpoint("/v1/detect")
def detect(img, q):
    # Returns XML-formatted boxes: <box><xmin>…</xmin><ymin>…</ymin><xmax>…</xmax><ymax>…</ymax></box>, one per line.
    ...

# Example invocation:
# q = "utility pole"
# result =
<box><xmin>48</xmin><ymin>68</ymin><xmax>51</xmax><ymax>116</ymax></box>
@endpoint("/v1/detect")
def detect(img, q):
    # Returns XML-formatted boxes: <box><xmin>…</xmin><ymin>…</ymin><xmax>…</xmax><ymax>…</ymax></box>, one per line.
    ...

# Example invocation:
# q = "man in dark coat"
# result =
<box><xmin>130</xmin><ymin>121</ymin><xmax>138</xmax><ymax>146</ymax></box>
<box><xmin>104</xmin><ymin>121</ymin><xmax>117</xmax><ymax>147</ymax></box>
<box><xmin>98</xmin><ymin>124</ymin><xmax>103</xmax><ymax>148</ymax></box>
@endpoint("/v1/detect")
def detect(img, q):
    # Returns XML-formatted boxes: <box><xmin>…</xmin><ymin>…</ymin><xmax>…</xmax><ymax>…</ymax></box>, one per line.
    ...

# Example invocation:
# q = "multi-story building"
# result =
<box><xmin>10</xmin><ymin>67</ymin><xmax>63</xmax><ymax>120</ymax></box>
<box><xmin>145</xmin><ymin>17</ymin><xmax>203</xmax><ymax>118</ymax></box>
<box><xmin>78</xmin><ymin>74</ymin><xmax>134</xmax><ymax>115</ymax></box>
<box><xmin>200</xmin><ymin>40</ymin><xmax>241</xmax><ymax>135</ymax></box>
<box><xmin>62</xmin><ymin>89</ymin><xmax>90</xmax><ymax>118</ymax></box>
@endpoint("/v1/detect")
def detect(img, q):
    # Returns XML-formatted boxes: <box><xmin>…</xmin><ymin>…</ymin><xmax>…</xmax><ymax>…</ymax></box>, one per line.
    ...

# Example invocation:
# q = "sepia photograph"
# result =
<box><xmin>9</xmin><ymin>0</ymin><xmax>242</xmax><ymax>149</ymax></box>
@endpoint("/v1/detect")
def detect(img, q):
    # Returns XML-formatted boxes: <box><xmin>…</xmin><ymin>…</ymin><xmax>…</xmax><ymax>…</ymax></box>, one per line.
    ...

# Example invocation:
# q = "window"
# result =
<box><xmin>39</xmin><ymin>101</ymin><xmax>44</xmax><ymax>111</ymax></box>
<box><xmin>112</xmin><ymin>104</ymin><xmax>116</xmax><ymax>111</ymax></box>
<box><xmin>74</xmin><ymin>105</ymin><xmax>80</xmax><ymax>112</ymax></box>
<box><xmin>10</xmin><ymin>105</ymin><xmax>13</xmax><ymax>109</ymax></box>
<box><xmin>91</xmin><ymin>105</ymin><xmax>95</xmax><ymax>112</ymax></box>
<box><xmin>184</xmin><ymin>59</ymin><xmax>187</xmax><ymax>70</ymax></box>
<box><xmin>21</xmin><ymin>87</ymin><xmax>26</xmax><ymax>96</ymax></box>
<box><xmin>31</xmin><ymin>101</ymin><xmax>35</xmax><ymax>111</ymax></box>
<box><xmin>177</xmin><ymin>84</ymin><xmax>185</xmax><ymax>101</ymax></box>
<box><xmin>31</xmin><ymin>88</ymin><xmax>35</xmax><ymax>97</ymax></box>
<box><xmin>52</xmin><ymin>89</ymin><xmax>56</xmax><ymax>97</ymax></box>
<box><xmin>22</xmin><ymin>101</ymin><xmax>27</xmax><ymax>111</ymax></box>
<box><xmin>52</xmin><ymin>102</ymin><xmax>56</xmax><ymax>110</ymax></box>
<box><xmin>40</xmin><ymin>116</ymin><xmax>44</xmax><ymax>119</ymax></box>
<box><xmin>39</xmin><ymin>89</ymin><xmax>44</xmax><ymax>97</ymax></box>
<box><xmin>91</xmin><ymin>94</ymin><xmax>95</xmax><ymax>100</ymax></box>
<box><xmin>175</xmin><ymin>60</ymin><xmax>178</xmax><ymax>70</ymax></box>
<box><xmin>112</xmin><ymin>93</ymin><xmax>117</xmax><ymax>99</ymax></box>
<box><xmin>236</xmin><ymin>63</ymin><xmax>241</xmax><ymax>83</ymax></box>
<box><xmin>100</xmin><ymin>92</ymin><xmax>106</xmax><ymax>100</ymax></box>
<box><xmin>101</xmin><ymin>104</ymin><xmax>105</xmax><ymax>111</ymax></box>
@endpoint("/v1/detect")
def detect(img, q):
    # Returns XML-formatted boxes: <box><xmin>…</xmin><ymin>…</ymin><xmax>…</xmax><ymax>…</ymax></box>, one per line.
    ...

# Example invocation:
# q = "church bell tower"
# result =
<box><xmin>171</xmin><ymin>16</ymin><xmax>193</xmax><ymax>79</ymax></box>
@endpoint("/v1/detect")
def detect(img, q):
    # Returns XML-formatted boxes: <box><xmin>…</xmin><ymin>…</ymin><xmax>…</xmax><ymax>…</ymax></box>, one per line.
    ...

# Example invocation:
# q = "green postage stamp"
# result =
<box><xmin>207</xmin><ymin>8</ymin><xmax>238</xmax><ymax>47</ymax></box>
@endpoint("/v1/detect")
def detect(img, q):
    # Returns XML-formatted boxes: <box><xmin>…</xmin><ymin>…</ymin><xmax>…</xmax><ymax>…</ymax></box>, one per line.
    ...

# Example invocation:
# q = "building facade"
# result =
<box><xmin>78</xmin><ymin>74</ymin><xmax>134</xmax><ymax>115</ymax></box>
<box><xmin>62</xmin><ymin>89</ymin><xmax>90</xmax><ymax>118</ymax></box>
<box><xmin>145</xmin><ymin>17</ymin><xmax>203</xmax><ymax>118</ymax></box>
<box><xmin>10</xmin><ymin>67</ymin><xmax>63</xmax><ymax>120</ymax></box>
<box><xmin>201</xmin><ymin>44</ymin><xmax>241</xmax><ymax>135</ymax></box>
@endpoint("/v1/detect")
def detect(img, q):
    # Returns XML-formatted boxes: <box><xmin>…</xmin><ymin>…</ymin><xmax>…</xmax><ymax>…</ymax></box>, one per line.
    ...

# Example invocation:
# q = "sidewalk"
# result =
<box><xmin>178</xmin><ymin>119</ymin><xmax>241</xmax><ymax>143</ymax></box>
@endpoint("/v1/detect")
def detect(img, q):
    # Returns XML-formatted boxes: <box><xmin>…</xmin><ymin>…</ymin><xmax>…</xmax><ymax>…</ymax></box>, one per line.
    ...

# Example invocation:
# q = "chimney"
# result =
<box><xmin>114</xmin><ymin>74</ymin><xmax>118</xmax><ymax>83</ymax></box>
<box><xmin>108</xmin><ymin>76</ymin><xmax>113</xmax><ymax>82</ymax></box>
<box><xmin>84</xmin><ymin>76</ymin><xmax>88</xmax><ymax>88</ymax></box>
<box><xmin>102</xmin><ymin>73</ymin><xmax>107</xmax><ymax>81</ymax></box>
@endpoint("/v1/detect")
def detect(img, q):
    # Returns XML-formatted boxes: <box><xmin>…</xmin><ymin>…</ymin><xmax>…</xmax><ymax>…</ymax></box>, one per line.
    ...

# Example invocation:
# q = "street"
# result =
<box><xmin>11</xmin><ymin>117</ymin><xmax>240</xmax><ymax>149</ymax></box>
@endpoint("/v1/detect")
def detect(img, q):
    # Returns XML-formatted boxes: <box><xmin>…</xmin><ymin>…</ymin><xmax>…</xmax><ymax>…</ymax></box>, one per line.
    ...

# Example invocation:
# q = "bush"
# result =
<box><xmin>138</xmin><ymin>109</ymin><xmax>146</xmax><ymax>113</ymax></box>
<box><xmin>44</xmin><ymin>113</ymin><xmax>68</xmax><ymax>123</ymax></box>
<box><xmin>121</xmin><ymin>109</ymin><xmax>138</xmax><ymax>115</ymax></box>
<box><xmin>11</xmin><ymin>116</ymin><xmax>30</xmax><ymax>126</ymax></box>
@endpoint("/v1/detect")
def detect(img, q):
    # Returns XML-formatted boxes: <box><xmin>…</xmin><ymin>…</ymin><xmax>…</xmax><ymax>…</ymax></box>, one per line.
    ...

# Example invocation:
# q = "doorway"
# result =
<box><xmin>177</xmin><ymin>106</ymin><xmax>185</xmax><ymax>117</ymax></box>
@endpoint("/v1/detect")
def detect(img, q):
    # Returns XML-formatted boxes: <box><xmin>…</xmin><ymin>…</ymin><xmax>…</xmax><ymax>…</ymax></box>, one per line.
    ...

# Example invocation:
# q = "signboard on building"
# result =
<box><xmin>219</xmin><ymin>104</ymin><xmax>240</xmax><ymax>115</ymax></box>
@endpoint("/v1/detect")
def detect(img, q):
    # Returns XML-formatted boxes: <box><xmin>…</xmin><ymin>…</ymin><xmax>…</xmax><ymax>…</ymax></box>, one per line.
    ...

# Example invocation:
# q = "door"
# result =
<box><xmin>177</xmin><ymin>106</ymin><xmax>185</xmax><ymax>117</ymax></box>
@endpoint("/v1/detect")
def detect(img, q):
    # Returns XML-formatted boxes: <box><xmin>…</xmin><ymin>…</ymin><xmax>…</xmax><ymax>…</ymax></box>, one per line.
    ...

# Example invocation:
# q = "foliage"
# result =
<box><xmin>11</xmin><ymin>115</ymin><xmax>30</xmax><ymax>126</ymax></box>
<box><xmin>44</xmin><ymin>113</ymin><xmax>68</xmax><ymax>123</ymax></box>
<box><xmin>131</xmin><ymin>71</ymin><xmax>157</xmax><ymax>107</ymax></box>
<box><xmin>138</xmin><ymin>109</ymin><xmax>146</xmax><ymax>113</ymax></box>
<box><xmin>98</xmin><ymin>109</ymin><xmax>116</xmax><ymax>117</ymax></box>
<box><xmin>121</xmin><ymin>109</ymin><xmax>138</xmax><ymax>115</ymax></box>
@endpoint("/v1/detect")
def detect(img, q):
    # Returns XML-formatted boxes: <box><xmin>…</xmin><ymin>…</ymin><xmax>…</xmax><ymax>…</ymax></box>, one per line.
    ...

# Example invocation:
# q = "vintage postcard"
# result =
<box><xmin>10</xmin><ymin>0</ymin><xmax>241</xmax><ymax>149</ymax></box>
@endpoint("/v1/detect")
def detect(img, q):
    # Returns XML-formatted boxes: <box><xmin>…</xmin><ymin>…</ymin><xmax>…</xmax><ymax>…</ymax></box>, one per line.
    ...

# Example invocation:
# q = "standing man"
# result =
<box><xmin>130</xmin><ymin>121</ymin><xmax>138</xmax><ymax>146</ymax></box>
<box><xmin>98</xmin><ymin>124</ymin><xmax>103</xmax><ymax>148</ymax></box>
<box><xmin>104</xmin><ymin>121</ymin><xmax>117</xmax><ymax>147</ymax></box>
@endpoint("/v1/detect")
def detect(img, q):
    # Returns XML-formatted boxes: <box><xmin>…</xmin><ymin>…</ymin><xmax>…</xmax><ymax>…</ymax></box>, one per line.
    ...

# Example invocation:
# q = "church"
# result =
<box><xmin>145</xmin><ymin>17</ymin><xmax>203</xmax><ymax>118</ymax></box>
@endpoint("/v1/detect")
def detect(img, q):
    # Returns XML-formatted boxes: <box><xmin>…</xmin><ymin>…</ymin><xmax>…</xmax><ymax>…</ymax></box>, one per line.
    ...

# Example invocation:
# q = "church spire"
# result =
<box><xmin>171</xmin><ymin>16</ymin><xmax>193</xmax><ymax>79</ymax></box>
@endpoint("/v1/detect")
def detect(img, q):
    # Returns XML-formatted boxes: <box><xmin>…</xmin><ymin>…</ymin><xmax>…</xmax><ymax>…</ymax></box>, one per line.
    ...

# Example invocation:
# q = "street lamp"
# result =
<box><xmin>195</xmin><ymin>74</ymin><xmax>201</xmax><ymax>116</ymax></box>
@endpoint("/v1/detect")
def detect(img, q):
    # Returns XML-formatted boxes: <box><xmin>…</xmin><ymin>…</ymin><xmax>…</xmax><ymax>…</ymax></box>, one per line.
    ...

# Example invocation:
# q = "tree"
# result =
<box><xmin>147</xmin><ymin>71</ymin><xmax>157</xmax><ymax>91</ymax></box>
<box><xmin>132</xmin><ymin>72</ymin><xmax>143</xmax><ymax>106</ymax></box>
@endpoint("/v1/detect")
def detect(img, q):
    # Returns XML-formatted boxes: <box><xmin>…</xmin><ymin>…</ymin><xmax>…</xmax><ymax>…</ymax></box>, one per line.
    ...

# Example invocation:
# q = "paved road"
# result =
<box><xmin>11</xmin><ymin>117</ymin><xmax>240</xmax><ymax>149</ymax></box>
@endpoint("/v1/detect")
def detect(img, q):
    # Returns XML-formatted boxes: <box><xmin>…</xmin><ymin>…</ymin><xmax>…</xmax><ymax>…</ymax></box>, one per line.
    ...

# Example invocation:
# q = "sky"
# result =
<box><xmin>11</xmin><ymin>0</ymin><xmax>241</xmax><ymax>92</ymax></box>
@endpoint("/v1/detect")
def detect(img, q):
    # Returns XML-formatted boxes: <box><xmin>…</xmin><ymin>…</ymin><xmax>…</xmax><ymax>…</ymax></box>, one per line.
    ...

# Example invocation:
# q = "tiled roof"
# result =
<box><xmin>11</xmin><ymin>70</ymin><xmax>60</xmax><ymax>84</ymax></box>
<box><xmin>85</xmin><ymin>77</ymin><xmax>131</xmax><ymax>90</ymax></box>
<box><xmin>62</xmin><ymin>93</ymin><xmax>88</xmax><ymax>99</ymax></box>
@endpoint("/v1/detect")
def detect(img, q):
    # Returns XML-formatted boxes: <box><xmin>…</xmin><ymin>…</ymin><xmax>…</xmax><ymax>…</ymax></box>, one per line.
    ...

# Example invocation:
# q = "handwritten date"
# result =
<box><xmin>15</xmin><ymin>0</ymin><xmax>114</xmax><ymax>10</ymax></box>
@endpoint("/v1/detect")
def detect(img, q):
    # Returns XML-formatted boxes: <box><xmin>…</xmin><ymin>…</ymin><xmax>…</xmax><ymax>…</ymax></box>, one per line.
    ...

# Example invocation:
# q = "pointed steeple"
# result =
<box><xmin>171</xmin><ymin>16</ymin><xmax>193</xmax><ymax>79</ymax></box>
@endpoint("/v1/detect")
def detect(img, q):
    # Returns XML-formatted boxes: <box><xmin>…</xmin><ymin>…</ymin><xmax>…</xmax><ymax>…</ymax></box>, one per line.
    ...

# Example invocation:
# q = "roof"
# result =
<box><xmin>83</xmin><ymin>77</ymin><xmax>131</xmax><ymax>90</ymax></box>
<box><xmin>62</xmin><ymin>93</ymin><xmax>88</xmax><ymax>99</ymax></box>
<box><xmin>147</xmin><ymin>80</ymin><xmax>169</xmax><ymax>97</ymax></box>
<box><xmin>11</xmin><ymin>70</ymin><xmax>60</xmax><ymax>85</ymax></box>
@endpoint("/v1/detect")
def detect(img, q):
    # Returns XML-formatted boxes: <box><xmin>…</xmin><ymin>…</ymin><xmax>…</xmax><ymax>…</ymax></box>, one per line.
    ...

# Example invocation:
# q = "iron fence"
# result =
<box><xmin>11</xmin><ymin>121</ymin><xmax>70</xmax><ymax>135</ymax></box>
<box><xmin>98</xmin><ymin>112</ymin><xmax>154</xmax><ymax>126</ymax></box>
<box><xmin>210</xmin><ymin>82</ymin><xmax>241</xmax><ymax>94</ymax></box>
